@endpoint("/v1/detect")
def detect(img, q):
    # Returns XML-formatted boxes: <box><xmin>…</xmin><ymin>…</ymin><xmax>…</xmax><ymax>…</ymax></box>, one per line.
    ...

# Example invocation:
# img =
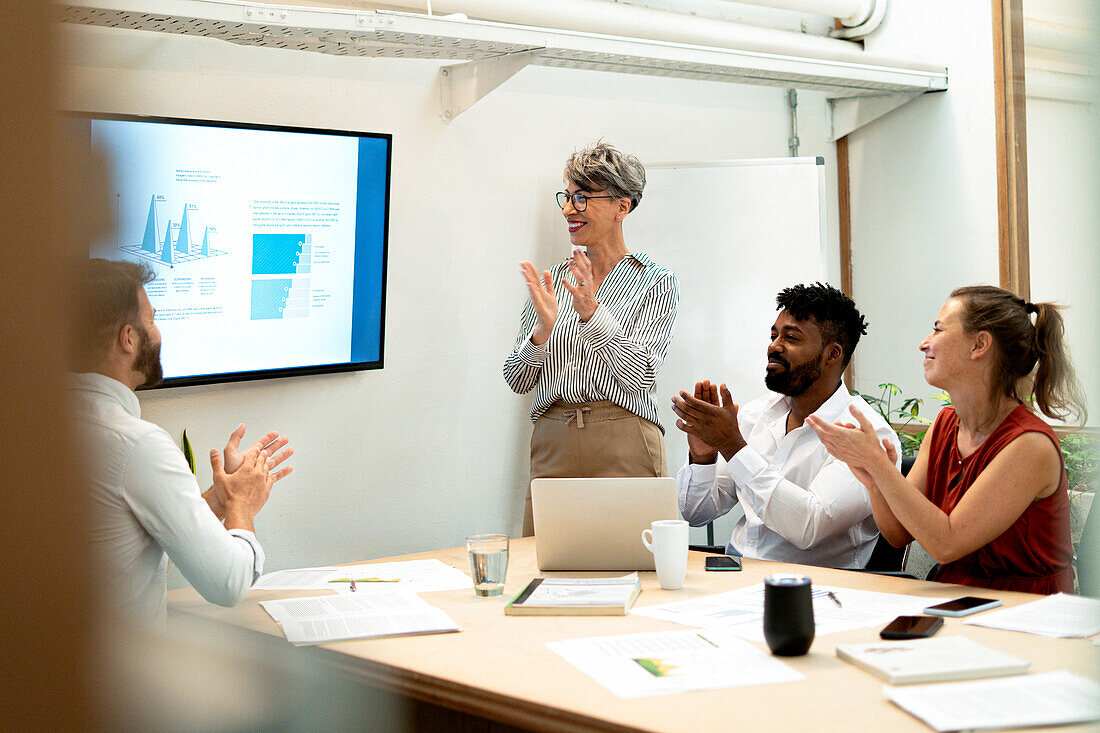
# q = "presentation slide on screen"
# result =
<box><xmin>86</xmin><ymin>118</ymin><xmax>387</xmax><ymax>381</ymax></box>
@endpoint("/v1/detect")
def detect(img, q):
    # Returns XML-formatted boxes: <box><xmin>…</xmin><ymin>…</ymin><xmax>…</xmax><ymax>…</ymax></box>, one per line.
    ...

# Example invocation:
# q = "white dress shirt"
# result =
<box><xmin>676</xmin><ymin>382</ymin><xmax>900</xmax><ymax>569</ymax></box>
<box><xmin>72</xmin><ymin>373</ymin><xmax>264</xmax><ymax>626</ymax></box>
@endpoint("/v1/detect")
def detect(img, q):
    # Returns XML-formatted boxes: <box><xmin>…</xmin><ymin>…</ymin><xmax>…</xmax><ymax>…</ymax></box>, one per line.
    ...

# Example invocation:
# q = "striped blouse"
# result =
<box><xmin>503</xmin><ymin>252</ymin><xmax>679</xmax><ymax>431</ymax></box>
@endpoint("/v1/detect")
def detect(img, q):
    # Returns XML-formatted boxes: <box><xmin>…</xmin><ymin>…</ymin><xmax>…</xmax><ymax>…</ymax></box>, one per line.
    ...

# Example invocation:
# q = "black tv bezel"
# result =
<box><xmin>74</xmin><ymin>111</ymin><xmax>391</xmax><ymax>390</ymax></box>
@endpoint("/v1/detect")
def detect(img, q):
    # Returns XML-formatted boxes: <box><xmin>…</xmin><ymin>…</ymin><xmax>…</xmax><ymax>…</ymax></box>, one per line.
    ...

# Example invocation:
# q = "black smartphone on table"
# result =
<box><xmin>704</xmin><ymin>555</ymin><xmax>742</xmax><ymax>571</ymax></box>
<box><xmin>879</xmin><ymin>615</ymin><xmax>944</xmax><ymax>640</ymax></box>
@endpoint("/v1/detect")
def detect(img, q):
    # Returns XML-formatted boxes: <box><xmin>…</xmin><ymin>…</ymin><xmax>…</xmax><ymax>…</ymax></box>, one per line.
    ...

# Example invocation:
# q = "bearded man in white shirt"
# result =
<box><xmin>70</xmin><ymin>258</ymin><xmax>294</xmax><ymax>625</ymax></box>
<box><xmin>671</xmin><ymin>282</ymin><xmax>900</xmax><ymax>569</ymax></box>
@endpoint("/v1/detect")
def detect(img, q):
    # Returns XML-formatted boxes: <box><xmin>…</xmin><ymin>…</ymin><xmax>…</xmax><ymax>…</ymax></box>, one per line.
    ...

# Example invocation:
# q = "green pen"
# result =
<box><xmin>696</xmin><ymin>633</ymin><xmax>719</xmax><ymax>647</ymax></box>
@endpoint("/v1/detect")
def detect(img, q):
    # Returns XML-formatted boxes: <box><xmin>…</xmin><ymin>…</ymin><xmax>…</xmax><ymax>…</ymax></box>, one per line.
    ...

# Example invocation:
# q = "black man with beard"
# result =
<box><xmin>670</xmin><ymin>283</ymin><xmax>900</xmax><ymax>568</ymax></box>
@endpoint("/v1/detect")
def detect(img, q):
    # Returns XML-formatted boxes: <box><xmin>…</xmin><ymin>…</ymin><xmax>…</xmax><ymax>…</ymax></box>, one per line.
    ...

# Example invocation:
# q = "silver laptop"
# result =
<box><xmin>531</xmin><ymin>477</ymin><xmax>680</xmax><ymax>571</ymax></box>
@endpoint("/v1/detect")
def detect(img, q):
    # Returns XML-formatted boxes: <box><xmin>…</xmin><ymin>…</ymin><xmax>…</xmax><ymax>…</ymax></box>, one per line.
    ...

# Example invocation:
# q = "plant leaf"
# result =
<box><xmin>182</xmin><ymin>430</ymin><xmax>196</xmax><ymax>475</ymax></box>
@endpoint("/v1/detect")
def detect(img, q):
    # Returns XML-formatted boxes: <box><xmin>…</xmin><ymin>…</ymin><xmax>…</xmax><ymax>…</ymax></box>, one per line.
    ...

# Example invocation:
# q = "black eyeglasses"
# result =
<box><xmin>556</xmin><ymin>191</ymin><xmax>617</xmax><ymax>212</ymax></box>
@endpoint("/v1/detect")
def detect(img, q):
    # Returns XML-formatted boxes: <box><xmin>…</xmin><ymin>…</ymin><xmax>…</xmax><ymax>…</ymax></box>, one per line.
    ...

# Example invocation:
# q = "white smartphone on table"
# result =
<box><xmin>923</xmin><ymin>596</ymin><xmax>1003</xmax><ymax>617</ymax></box>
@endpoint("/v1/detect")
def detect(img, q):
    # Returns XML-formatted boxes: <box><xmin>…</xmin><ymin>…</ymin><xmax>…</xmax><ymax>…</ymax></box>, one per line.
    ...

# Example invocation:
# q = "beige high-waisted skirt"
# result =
<box><xmin>523</xmin><ymin>400</ymin><xmax>667</xmax><ymax>537</ymax></box>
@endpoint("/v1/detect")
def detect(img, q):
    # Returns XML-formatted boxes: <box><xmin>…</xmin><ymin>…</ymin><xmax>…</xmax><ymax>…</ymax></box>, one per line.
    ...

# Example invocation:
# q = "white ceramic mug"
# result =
<box><xmin>641</xmin><ymin>519</ymin><xmax>689</xmax><ymax>590</ymax></box>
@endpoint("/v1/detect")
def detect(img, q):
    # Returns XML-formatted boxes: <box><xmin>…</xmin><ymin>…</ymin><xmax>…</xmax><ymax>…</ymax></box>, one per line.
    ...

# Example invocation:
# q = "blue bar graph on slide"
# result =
<box><xmin>252</xmin><ymin>233</ymin><xmax>310</xmax><ymax>275</ymax></box>
<box><xmin>141</xmin><ymin>195</ymin><xmax>160</xmax><ymax>253</ymax></box>
<box><xmin>160</xmin><ymin>221</ymin><xmax>175</xmax><ymax>265</ymax></box>
<box><xmin>251</xmin><ymin>279</ymin><xmax>293</xmax><ymax>320</ymax></box>
<box><xmin>176</xmin><ymin>205</ymin><xmax>194</xmax><ymax>254</ymax></box>
<box><xmin>123</xmin><ymin>194</ymin><xmax>223</xmax><ymax>267</ymax></box>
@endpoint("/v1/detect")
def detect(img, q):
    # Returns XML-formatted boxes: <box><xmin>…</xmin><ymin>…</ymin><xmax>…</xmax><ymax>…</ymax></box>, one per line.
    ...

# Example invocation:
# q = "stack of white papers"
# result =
<box><xmin>885</xmin><ymin>670</ymin><xmax>1100</xmax><ymax>731</ymax></box>
<box><xmin>964</xmin><ymin>593</ymin><xmax>1100</xmax><ymax>638</ymax></box>
<box><xmin>631</xmin><ymin>583</ymin><xmax>931</xmax><ymax>641</ymax></box>
<box><xmin>546</xmin><ymin>629</ymin><xmax>804</xmax><ymax>698</ymax></box>
<box><xmin>253</xmin><ymin>559</ymin><xmax>472</xmax><ymax>595</ymax></box>
<box><xmin>260</xmin><ymin>590</ymin><xmax>461</xmax><ymax>645</ymax></box>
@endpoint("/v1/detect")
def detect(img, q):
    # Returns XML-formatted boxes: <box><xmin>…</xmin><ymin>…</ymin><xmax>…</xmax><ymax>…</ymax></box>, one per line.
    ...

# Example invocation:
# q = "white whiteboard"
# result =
<box><xmin>631</xmin><ymin>157</ymin><xmax>828</xmax><ymax>481</ymax></box>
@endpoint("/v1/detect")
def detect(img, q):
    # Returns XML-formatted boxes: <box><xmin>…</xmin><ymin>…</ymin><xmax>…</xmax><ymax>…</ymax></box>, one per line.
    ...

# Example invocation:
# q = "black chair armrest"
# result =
<box><xmin>689</xmin><ymin>545</ymin><xmax>727</xmax><ymax>554</ymax></box>
<box><xmin>849</xmin><ymin>568</ymin><xmax>918</xmax><ymax>579</ymax></box>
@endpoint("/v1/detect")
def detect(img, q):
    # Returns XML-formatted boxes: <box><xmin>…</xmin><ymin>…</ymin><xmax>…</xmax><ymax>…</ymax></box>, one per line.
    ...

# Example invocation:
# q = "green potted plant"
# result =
<box><xmin>856</xmin><ymin>383</ymin><xmax>946</xmax><ymax>457</ymax></box>
<box><xmin>1062</xmin><ymin>432</ymin><xmax>1097</xmax><ymax>550</ymax></box>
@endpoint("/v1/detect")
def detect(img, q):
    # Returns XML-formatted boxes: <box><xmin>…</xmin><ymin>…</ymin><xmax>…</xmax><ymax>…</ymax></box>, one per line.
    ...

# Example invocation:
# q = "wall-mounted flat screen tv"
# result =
<box><xmin>74</xmin><ymin>112</ymin><xmax>390</xmax><ymax>388</ymax></box>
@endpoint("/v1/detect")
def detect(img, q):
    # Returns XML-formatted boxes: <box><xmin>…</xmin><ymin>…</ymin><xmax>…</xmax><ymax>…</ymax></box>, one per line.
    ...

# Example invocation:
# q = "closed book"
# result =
<box><xmin>836</xmin><ymin>636</ymin><xmax>1030</xmax><ymax>685</ymax></box>
<box><xmin>505</xmin><ymin>575</ymin><xmax>642</xmax><ymax>616</ymax></box>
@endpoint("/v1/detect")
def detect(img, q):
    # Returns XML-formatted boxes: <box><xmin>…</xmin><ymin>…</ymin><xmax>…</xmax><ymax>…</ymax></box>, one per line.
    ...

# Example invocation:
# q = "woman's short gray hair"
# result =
<box><xmin>563</xmin><ymin>141</ymin><xmax>646</xmax><ymax>213</ymax></box>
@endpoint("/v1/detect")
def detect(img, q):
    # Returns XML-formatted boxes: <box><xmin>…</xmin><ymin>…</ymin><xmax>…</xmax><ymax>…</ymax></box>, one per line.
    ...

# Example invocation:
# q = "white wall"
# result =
<box><xmin>61</xmin><ymin>22</ymin><xmax>842</xmax><ymax>570</ymax></box>
<box><xmin>1027</xmin><ymin>96</ymin><xmax>1100</xmax><ymax>425</ymax></box>
<box><xmin>1024</xmin><ymin>0</ymin><xmax>1100</xmax><ymax>426</ymax></box>
<box><xmin>847</xmin><ymin>1</ymin><xmax>1002</xmax><ymax>414</ymax></box>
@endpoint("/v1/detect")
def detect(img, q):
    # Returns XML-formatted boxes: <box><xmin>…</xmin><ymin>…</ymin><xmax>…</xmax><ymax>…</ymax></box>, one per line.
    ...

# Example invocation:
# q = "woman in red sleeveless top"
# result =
<box><xmin>807</xmin><ymin>286</ymin><xmax>1085</xmax><ymax>594</ymax></box>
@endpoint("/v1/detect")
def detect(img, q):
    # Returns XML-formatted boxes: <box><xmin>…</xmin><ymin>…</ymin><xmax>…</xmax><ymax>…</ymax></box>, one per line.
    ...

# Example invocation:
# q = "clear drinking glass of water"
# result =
<box><xmin>466</xmin><ymin>534</ymin><xmax>509</xmax><ymax>597</ymax></box>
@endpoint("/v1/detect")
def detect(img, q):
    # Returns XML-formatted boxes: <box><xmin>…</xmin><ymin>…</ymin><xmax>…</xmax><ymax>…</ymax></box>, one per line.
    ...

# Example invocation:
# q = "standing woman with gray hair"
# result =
<box><xmin>504</xmin><ymin>141</ymin><xmax>680</xmax><ymax>536</ymax></box>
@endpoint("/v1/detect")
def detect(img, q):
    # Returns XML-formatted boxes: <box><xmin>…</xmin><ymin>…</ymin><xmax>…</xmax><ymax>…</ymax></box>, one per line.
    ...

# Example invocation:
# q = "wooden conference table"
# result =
<box><xmin>169</xmin><ymin>538</ymin><xmax>1099</xmax><ymax>732</ymax></box>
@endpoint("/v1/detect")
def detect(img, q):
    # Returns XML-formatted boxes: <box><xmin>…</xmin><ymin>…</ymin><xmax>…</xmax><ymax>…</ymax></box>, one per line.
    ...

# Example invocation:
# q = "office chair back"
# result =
<box><xmin>863</xmin><ymin>455</ymin><xmax>918</xmax><ymax>573</ymax></box>
<box><xmin>1076</xmin><ymin>493</ymin><xmax>1099</xmax><ymax>598</ymax></box>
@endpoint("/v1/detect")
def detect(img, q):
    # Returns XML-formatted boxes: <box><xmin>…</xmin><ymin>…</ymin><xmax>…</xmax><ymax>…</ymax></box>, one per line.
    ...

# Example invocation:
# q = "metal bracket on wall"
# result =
<box><xmin>826</xmin><ymin>92</ymin><xmax>925</xmax><ymax>141</ymax></box>
<box><xmin>440</xmin><ymin>48</ymin><xmax>546</xmax><ymax>121</ymax></box>
<box><xmin>787</xmin><ymin>88</ymin><xmax>800</xmax><ymax>157</ymax></box>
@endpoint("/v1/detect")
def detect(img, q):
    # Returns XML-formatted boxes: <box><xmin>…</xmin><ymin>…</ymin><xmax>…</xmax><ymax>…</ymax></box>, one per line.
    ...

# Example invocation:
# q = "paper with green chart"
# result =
<box><xmin>546</xmin><ymin>628</ymin><xmax>804</xmax><ymax>698</ymax></box>
<box><xmin>252</xmin><ymin>558</ymin><xmax>472</xmax><ymax>595</ymax></box>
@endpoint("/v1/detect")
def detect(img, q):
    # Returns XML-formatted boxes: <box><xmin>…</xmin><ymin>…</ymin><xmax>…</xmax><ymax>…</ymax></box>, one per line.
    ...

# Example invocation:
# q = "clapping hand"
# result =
<box><xmin>561</xmin><ymin>248</ymin><xmax>597</xmax><ymax>321</ymax></box>
<box><xmin>520</xmin><ymin>261</ymin><xmax>558</xmax><ymax>346</ymax></box>
<box><xmin>671</xmin><ymin>380</ymin><xmax>747</xmax><ymax>461</ymax></box>
<box><xmin>805</xmin><ymin>406</ymin><xmax>896</xmax><ymax>489</ymax></box>
<box><xmin>210</xmin><ymin>446</ymin><xmax>273</xmax><ymax>532</ymax></box>
<box><xmin>223</xmin><ymin>423</ymin><xmax>294</xmax><ymax>483</ymax></box>
<box><xmin>204</xmin><ymin>425</ymin><xmax>293</xmax><ymax>521</ymax></box>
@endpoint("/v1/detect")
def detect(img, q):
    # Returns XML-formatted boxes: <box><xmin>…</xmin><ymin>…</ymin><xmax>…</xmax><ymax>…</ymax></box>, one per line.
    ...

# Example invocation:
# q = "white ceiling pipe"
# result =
<box><xmin>829</xmin><ymin>0</ymin><xmax>885</xmax><ymax>39</ymax></box>
<box><xmin>694</xmin><ymin>0</ymin><xmax>874</xmax><ymax>26</ymax></box>
<box><xmin>1023</xmin><ymin>17</ymin><xmax>1097</xmax><ymax>58</ymax></box>
<box><xmin>355</xmin><ymin>0</ymin><xmax>899</xmax><ymax>66</ymax></box>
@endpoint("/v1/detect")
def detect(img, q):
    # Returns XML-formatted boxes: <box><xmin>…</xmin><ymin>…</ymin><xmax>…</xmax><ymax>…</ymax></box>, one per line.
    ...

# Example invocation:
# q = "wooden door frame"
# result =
<box><xmin>992</xmin><ymin>0</ymin><xmax>1030</xmax><ymax>297</ymax></box>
